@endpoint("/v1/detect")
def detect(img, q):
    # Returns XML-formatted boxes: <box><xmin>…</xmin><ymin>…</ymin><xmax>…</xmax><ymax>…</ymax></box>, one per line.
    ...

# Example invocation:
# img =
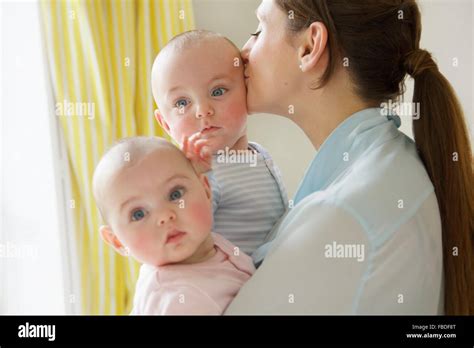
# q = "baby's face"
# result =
<box><xmin>101</xmin><ymin>148</ymin><xmax>213</xmax><ymax>267</ymax></box>
<box><xmin>153</xmin><ymin>39</ymin><xmax>248</xmax><ymax>152</ymax></box>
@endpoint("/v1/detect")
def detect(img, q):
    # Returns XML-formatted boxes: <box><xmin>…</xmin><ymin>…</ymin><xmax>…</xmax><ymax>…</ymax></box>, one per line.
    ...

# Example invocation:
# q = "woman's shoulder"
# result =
<box><xmin>275</xmin><ymin>131</ymin><xmax>440</xmax><ymax>253</ymax></box>
<box><xmin>320</xmin><ymin>132</ymin><xmax>435</xmax><ymax>238</ymax></box>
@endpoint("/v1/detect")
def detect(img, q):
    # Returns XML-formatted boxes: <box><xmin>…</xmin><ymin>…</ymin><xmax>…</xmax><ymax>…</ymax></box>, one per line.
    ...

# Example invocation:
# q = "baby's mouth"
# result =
<box><xmin>165</xmin><ymin>230</ymin><xmax>186</xmax><ymax>244</ymax></box>
<box><xmin>200</xmin><ymin>126</ymin><xmax>221</xmax><ymax>135</ymax></box>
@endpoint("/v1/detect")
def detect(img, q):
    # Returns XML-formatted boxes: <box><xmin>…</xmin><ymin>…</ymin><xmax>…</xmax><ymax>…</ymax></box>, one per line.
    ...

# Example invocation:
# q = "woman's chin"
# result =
<box><xmin>246</xmin><ymin>101</ymin><xmax>273</xmax><ymax>116</ymax></box>
<box><xmin>246</xmin><ymin>91</ymin><xmax>274</xmax><ymax>115</ymax></box>
<box><xmin>245</xmin><ymin>96</ymin><xmax>261</xmax><ymax>115</ymax></box>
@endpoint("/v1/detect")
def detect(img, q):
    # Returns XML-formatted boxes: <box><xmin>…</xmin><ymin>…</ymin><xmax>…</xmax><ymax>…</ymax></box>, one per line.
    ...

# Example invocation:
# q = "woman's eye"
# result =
<box><xmin>169</xmin><ymin>187</ymin><xmax>185</xmax><ymax>201</ymax></box>
<box><xmin>131</xmin><ymin>209</ymin><xmax>146</xmax><ymax>221</ymax></box>
<box><xmin>251</xmin><ymin>30</ymin><xmax>261</xmax><ymax>37</ymax></box>
<box><xmin>211</xmin><ymin>87</ymin><xmax>227</xmax><ymax>97</ymax></box>
<box><xmin>175</xmin><ymin>99</ymin><xmax>189</xmax><ymax>108</ymax></box>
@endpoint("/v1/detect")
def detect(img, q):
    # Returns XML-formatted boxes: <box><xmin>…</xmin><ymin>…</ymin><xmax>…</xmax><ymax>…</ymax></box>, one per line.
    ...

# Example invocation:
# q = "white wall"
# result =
<box><xmin>194</xmin><ymin>0</ymin><xmax>474</xmax><ymax>198</ymax></box>
<box><xmin>0</xmin><ymin>1</ymin><xmax>68</xmax><ymax>314</ymax></box>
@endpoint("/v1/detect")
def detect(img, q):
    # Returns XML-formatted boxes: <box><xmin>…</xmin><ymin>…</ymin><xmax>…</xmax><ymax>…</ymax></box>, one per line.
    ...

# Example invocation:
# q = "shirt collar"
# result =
<box><xmin>293</xmin><ymin>107</ymin><xmax>401</xmax><ymax>205</ymax></box>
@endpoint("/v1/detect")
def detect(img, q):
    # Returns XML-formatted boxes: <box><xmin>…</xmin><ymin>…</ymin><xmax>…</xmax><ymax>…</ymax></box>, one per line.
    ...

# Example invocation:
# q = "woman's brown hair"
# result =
<box><xmin>275</xmin><ymin>0</ymin><xmax>474</xmax><ymax>314</ymax></box>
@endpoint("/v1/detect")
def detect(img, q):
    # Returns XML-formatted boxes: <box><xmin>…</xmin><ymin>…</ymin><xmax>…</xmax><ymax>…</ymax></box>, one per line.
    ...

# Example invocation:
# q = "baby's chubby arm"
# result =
<box><xmin>181</xmin><ymin>133</ymin><xmax>212</xmax><ymax>174</ymax></box>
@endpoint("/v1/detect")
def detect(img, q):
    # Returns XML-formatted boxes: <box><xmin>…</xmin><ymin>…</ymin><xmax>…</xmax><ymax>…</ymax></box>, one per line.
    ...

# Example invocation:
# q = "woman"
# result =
<box><xmin>225</xmin><ymin>0</ymin><xmax>473</xmax><ymax>314</ymax></box>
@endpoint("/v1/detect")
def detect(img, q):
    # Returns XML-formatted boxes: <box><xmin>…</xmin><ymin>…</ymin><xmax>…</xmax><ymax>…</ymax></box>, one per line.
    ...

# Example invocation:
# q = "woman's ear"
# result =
<box><xmin>200</xmin><ymin>174</ymin><xmax>212</xmax><ymax>201</ymax></box>
<box><xmin>154</xmin><ymin>109</ymin><xmax>170</xmax><ymax>133</ymax></box>
<box><xmin>298</xmin><ymin>21</ymin><xmax>328</xmax><ymax>73</ymax></box>
<box><xmin>99</xmin><ymin>225</ymin><xmax>128</xmax><ymax>256</ymax></box>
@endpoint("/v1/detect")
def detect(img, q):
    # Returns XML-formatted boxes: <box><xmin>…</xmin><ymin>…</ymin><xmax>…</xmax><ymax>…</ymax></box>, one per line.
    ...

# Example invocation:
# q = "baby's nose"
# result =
<box><xmin>158</xmin><ymin>210</ymin><xmax>176</xmax><ymax>226</ymax></box>
<box><xmin>195</xmin><ymin>104</ymin><xmax>214</xmax><ymax>119</ymax></box>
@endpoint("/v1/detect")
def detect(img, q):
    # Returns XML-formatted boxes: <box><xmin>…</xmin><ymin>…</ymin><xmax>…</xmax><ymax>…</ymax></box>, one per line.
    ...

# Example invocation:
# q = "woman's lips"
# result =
<box><xmin>166</xmin><ymin>230</ymin><xmax>186</xmax><ymax>244</ymax></box>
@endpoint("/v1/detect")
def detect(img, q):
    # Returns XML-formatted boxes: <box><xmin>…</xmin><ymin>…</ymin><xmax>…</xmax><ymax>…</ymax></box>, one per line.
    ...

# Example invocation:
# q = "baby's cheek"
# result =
<box><xmin>224</xmin><ymin>97</ymin><xmax>248</xmax><ymax>129</ymax></box>
<box><xmin>187</xmin><ymin>201</ymin><xmax>213</xmax><ymax>232</ymax></box>
<box><xmin>128</xmin><ymin>235</ymin><xmax>149</xmax><ymax>256</ymax></box>
<box><xmin>131</xmin><ymin>234</ymin><xmax>148</xmax><ymax>251</ymax></box>
<box><xmin>173</xmin><ymin>117</ymin><xmax>201</xmax><ymax>140</ymax></box>
<box><xmin>167</xmin><ymin>120</ymin><xmax>185</xmax><ymax>143</ymax></box>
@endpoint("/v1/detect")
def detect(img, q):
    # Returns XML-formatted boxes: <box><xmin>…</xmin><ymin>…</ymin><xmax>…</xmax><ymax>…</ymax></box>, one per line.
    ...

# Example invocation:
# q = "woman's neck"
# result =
<box><xmin>291</xmin><ymin>69</ymin><xmax>377</xmax><ymax>150</ymax></box>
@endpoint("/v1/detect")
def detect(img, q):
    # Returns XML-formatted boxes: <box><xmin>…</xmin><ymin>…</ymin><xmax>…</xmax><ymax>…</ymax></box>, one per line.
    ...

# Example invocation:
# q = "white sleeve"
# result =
<box><xmin>224</xmin><ymin>203</ymin><xmax>369</xmax><ymax>314</ymax></box>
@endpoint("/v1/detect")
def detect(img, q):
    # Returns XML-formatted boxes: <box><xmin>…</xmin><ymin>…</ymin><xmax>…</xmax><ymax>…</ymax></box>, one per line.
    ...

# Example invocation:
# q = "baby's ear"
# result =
<box><xmin>154</xmin><ymin>109</ymin><xmax>170</xmax><ymax>132</ymax></box>
<box><xmin>99</xmin><ymin>225</ymin><xmax>128</xmax><ymax>256</ymax></box>
<box><xmin>199</xmin><ymin>174</ymin><xmax>212</xmax><ymax>201</ymax></box>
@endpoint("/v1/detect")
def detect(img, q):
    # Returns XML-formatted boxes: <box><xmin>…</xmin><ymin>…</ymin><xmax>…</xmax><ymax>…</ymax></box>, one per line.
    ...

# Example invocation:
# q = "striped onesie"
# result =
<box><xmin>207</xmin><ymin>142</ymin><xmax>288</xmax><ymax>257</ymax></box>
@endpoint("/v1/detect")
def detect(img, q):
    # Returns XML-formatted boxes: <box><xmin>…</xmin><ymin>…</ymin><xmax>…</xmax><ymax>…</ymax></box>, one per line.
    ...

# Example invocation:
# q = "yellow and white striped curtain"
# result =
<box><xmin>40</xmin><ymin>0</ymin><xmax>195</xmax><ymax>314</ymax></box>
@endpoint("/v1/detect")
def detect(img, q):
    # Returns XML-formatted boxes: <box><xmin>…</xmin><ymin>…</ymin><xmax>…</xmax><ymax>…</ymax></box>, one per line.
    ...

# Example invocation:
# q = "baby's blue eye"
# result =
<box><xmin>211</xmin><ymin>87</ymin><xmax>227</xmax><ymax>97</ymax></box>
<box><xmin>169</xmin><ymin>188</ymin><xmax>185</xmax><ymax>201</ymax></box>
<box><xmin>131</xmin><ymin>209</ymin><xmax>146</xmax><ymax>221</ymax></box>
<box><xmin>175</xmin><ymin>99</ymin><xmax>189</xmax><ymax>108</ymax></box>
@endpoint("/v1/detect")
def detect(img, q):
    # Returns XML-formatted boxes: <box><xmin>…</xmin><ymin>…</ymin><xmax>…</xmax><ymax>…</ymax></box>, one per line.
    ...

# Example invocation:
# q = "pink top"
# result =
<box><xmin>130</xmin><ymin>232</ymin><xmax>256</xmax><ymax>315</ymax></box>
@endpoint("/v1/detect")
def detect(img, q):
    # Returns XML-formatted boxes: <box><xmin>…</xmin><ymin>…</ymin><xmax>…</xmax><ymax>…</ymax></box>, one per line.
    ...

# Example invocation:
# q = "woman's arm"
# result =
<box><xmin>225</xmin><ymin>190</ymin><xmax>443</xmax><ymax>314</ymax></box>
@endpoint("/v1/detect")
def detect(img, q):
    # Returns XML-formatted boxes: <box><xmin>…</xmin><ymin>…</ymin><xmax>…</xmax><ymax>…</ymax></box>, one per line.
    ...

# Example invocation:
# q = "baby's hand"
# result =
<box><xmin>182</xmin><ymin>133</ymin><xmax>212</xmax><ymax>174</ymax></box>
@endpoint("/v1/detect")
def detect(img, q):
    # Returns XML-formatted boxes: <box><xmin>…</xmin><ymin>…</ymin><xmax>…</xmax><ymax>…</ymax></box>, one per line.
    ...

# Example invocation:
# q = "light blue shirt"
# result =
<box><xmin>226</xmin><ymin>107</ymin><xmax>443</xmax><ymax>314</ymax></box>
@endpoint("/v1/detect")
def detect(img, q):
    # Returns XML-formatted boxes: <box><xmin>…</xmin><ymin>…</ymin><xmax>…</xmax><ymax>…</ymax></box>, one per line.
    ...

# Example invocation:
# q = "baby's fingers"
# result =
<box><xmin>182</xmin><ymin>133</ymin><xmax>201</xmax><ymax>158</ymax></box>
<box><xmin>188</xmin><ymin>132</ymin><xmax>204</xmax><ymax>155</ymax></box>
<box><xmin>194</xmin><ymin>139</ymin><xmax>212</xmax><ymax>158</ymax></box>
<box><xmin>182</xmin><ymin>136</ymin><xmax>191</xmax><ymax>158</ymax></box>
<box><xmin>200</xmin><ymin>146</ymin><xmax>212</xmax><ymax>166</ymax></box>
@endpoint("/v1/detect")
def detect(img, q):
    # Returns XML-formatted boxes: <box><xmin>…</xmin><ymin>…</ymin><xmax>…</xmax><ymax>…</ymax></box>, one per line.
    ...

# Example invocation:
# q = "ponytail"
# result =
<box><xmin>406</xmin><ymin>49</ymin><xmax>474</xmax><ymax>314</ymax></box>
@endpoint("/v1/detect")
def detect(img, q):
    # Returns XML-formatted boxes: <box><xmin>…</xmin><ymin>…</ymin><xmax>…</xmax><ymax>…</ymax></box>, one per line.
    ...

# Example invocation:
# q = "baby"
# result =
<box><xmin>92</xmin><ymin>136</ymin><xmax>255</xmax><ymax>314</ymax></box>
<box><xmin>151</xmin><ymin>30</ymin><xmax>288</xmax><ymax>257</ymax></box>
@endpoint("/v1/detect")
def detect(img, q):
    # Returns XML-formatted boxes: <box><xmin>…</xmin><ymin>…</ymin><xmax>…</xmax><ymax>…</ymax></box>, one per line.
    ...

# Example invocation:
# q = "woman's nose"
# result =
<box><xmin>157</xmin><ymin>209</ymin><xmax>176</xmax><ymax>226</ymax></box>
<box><xmin>241</xmin><ymin>39</ymin><xmax>252</xmax><ymax>63</ymax></box>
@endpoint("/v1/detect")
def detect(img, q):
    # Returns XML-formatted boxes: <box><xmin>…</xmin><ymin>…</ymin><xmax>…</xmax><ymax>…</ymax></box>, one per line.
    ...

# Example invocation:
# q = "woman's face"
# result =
<box><xmin>241</xmin><ymin>0</ymin><xmax>302</xmax><ymax>116</ymax></box>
